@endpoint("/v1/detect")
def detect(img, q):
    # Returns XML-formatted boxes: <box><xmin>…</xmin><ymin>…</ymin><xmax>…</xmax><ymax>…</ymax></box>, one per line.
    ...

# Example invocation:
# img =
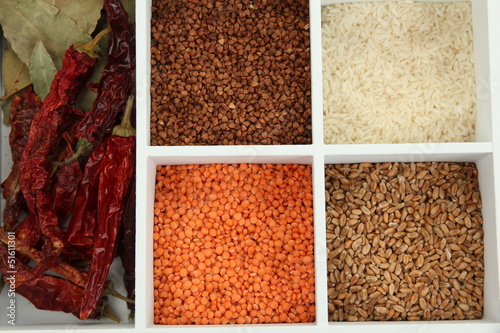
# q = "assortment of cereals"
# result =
<box><xmin>153</xmin><ymin>163</ymin><xmax>315</xmax><ymax>324</ymax></box>
<box><xmin>322</xmin><ymin>1</ymin><xmax>477</xmax><ymax>144</ymax></box>
<box><xmin>325</xmin><ymin>162</ymin><xmax>484</xmax><ymax>321</ymax></box>
<box><xmin>150</xmin><ymin>0</ymin><xmax>312</xmax><ymax>146</ymax></box>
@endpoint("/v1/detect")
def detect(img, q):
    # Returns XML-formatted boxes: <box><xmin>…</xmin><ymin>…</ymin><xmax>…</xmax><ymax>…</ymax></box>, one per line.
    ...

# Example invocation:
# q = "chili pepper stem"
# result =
<box><xmin>55</xmin><ymin>96</ymin><xmax>135</xmax><ymax>167</ymax></box>
<box><xmin>52</xmin><ymin>139</ymin><xmax>93</xmax><ymax>166</ymax></box>
<box><xmin>128</xmin><ymin>310</ymin><xmax>135</xmax><ymax>323</ymax></box>
<box><xmin>99</xmin><ymin>301</ymin><xmax>121</xmax><ymax>323</ymax></box>
<box><xmin>71</xmin><ymin>260</ymin><xmax>92</xmax><ymax>268</ymax></box>
<box><xmin>112</xmin><ymin>96</ymin><xmax>136</xmax><ymax>137</ymax></box>
<box><xmin>104</xmin><ymin>280</ymin><xmax>135</xmax><ymax>304</ymax></box>
<box><xmin>74</xmin><ymin>28</ymin><xmax>111</xmax><ymax>58</ymax></box>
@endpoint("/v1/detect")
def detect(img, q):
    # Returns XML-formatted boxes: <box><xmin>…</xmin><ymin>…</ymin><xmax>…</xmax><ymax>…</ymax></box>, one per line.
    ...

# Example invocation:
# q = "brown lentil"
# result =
<box><xmin>325</xmin><ymin>162</ymin><xmax>484</xmax><ymax>321</ymax></box>
<box><xmin>150</xmin><ymin>0</ymin><xmax>312</xmax><ymax>145</ymax></box>
<box><xmin>154</xmin><ymin>163</ymin><xmax>315</xmax><ymax>324</ymax></box>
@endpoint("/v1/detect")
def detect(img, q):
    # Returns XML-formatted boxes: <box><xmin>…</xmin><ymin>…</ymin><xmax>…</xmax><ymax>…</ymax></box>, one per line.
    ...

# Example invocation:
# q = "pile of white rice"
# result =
<box><xmin>322</xmin><ymin>1</ymin><xmax>476</xmax><ymax>144</ymax></box>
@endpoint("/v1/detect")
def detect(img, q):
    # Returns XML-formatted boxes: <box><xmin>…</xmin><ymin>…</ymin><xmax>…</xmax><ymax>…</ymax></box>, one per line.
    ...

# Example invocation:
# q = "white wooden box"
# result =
<box><xmin>1</xmin><ymin>0</ymin><xmax>500</xmax><ymax>332</ymax></box>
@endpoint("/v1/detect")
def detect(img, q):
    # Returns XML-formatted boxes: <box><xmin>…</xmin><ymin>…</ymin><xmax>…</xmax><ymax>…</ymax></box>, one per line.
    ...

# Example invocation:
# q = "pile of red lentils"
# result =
<box><xmin>153</xmin><ymin>163</ymin><xmax>315</xmax><ymax>324</ymax></box>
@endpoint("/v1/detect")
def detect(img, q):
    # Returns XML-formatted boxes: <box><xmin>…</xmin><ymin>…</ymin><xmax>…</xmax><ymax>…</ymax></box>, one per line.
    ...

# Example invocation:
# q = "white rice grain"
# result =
<box><xmin>322</xmin><ymin>1</ymin><xmax>476</xmax><ymax>144</ymax></box>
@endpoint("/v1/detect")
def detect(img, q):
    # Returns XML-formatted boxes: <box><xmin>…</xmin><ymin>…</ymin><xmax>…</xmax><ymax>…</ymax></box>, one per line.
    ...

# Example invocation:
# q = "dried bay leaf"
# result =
<box><xmin>1</xmin><ymin>45</ymin><xmax>32</xmax><ymax>100</ymax></box>
<box><xmin>121</xmin><ymin>0</ymin><xmax>136</xmax><ymax>24</ymax></box>
<box><xmin>43</xmin><ymin>0</ymin><xmax>104</xmax><ymax>34</ymax></box>
<box><xmin>0</xmin><ymin>0</ymin><xmax>92</xmax><ymax>70</ymax></box>
<box><xmin>2</xmin><ymin>97</ymin><xmax>12</xmax><ymax>125</ymax></box>
<box><xmin>30</xmin><ymin>41</ymin><xmax>57</xmax><ymax>101</ymax></box>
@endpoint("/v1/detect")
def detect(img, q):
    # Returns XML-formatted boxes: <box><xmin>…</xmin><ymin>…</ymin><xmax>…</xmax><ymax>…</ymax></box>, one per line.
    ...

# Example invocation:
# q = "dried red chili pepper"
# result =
<box><xmin>63</xmin><ymin>139</ymin><xmax>106</xmax><ymax>261</ymax></box>
<box><xmin>0</xmin><ymin>244</ymin><xmax>100</xmax><ymax>319</ymax></box>
<box><xmin>120</xmin><ymin>178</ymin><xmax>136</xmax><ymax>320</ymax></box>
<box><xmin>13</xmin><ymin>121</ymin><xmax>81</xmax><ymax>259</ymax></box>
<box><xmin>12</xmin><ymin>215</ymin><xmax>43</xmax><ymax>265</ymax></box>
<box><xmin>52</xmin><ymin>130</ymin><xmax>83</xmax><ymax>220</ymax></box>
<box><xmin>61</xmin><ymin>0</ymin><xmax>135</xmax><ymax>164</ymax></box>
<box><xmin>0</xmin><ymin>87</ymin><xmax>41</xmax><ymax>230</ymax></box>
<box><xmin>5</xmin><ymin>130</ymin><xmax>82</xmax><ymax>263</ymax></box>
<box><xmin>2</xmin><ymin>87</ymin><xmax>41</xmax><ymax>176</ymax></box>
<box><xmin>79</xmin><ymin>96</ymin><xmax>136</xmax><ymax>320</ymax></box>
<box><xmin>0</xmin><ymin>228</ymin><xmax>87</xmax><ymax>287</ymax></box>
<box><xmin>19</xmin><ymin>29</ymin><xmax>109</xmax><ymax>257</ymax></box>
<box><xmin>20</xmin><ymin>128</ymin><xmax>84</xmax><ymax>264</ymax></box>
<box><xmin>19</xmin><ymin>276</ymin><xmax>93</xmax><ymax>317</ymax></box>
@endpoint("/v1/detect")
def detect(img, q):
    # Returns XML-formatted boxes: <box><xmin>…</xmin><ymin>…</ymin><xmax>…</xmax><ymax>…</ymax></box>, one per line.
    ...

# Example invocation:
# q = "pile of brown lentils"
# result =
<box><xmin>325</xmin><ymin>162</ymin><xmax>484</xmax><ymax>321</ymax></box>
<box><xmin>150</xmin><ymin>0</ymin><xmax>312</xmax><ymax>146</ymax></box>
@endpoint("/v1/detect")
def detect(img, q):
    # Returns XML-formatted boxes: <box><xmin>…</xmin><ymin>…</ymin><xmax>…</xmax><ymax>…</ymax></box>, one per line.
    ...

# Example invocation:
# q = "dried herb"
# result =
<box><xmin>42</xmin><ymin>0</ymin><xmax>104</xmax><ymax>34</ymax></box>
<box><xmin>1</xmin><ymin>45</ymin><xmax>31</xmax><ymax>101</ymax></box>
<box><xmin>0</xmin><ymin>0</ymin><xmax>93</xmax><ymax>69</ymax></box>
<box><xmin>30</xmin><ymin>41</ymin><xmax>57</xmax><ymax>100</ymax></box>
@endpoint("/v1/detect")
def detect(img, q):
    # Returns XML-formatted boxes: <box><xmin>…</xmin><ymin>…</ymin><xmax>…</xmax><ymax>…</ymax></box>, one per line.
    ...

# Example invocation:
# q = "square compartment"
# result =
<box><xmin>325</xmin><ymin>161</ymin><xmax>485</xmax><ymax>321</ymax></box>
<box><xmin>149</xmin><ymin>0</ymin><xmax>313</xmax><ymax>146</ymax></box>
<box><xmin>140</xmin><ymin>154</ymin><xmax>319</xmax><ymax>329</ymax></box>
<box><xmin>320</xmin><ymin>152</ymin><xmax>500</xmax><ymax>331</ymax></box>
<box><xmin>320</xmin><ymin>0</ymin><xmax>493</xmax><ymax>144</ymax></box>
<box><xmin>151</xmin><ymin>161</ymin><xmax>315</xmax><ymax>325</ymax></box>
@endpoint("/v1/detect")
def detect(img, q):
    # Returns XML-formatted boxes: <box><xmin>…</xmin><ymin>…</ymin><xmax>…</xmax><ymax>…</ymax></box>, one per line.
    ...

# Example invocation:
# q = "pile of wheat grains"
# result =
<box><xmin>325</xmin><ymin>162</ymin><xmax>484</xmax><ymax>321</ymax></box>
<box><xmin>322</xmin><ymin>1</ymin><xmax>476</xmax><ymax>144</ymax></box>
<box><xmin>151</xmin><ymin>0</ymin><xmax>311</xmax><ymax>146</ymax></box>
